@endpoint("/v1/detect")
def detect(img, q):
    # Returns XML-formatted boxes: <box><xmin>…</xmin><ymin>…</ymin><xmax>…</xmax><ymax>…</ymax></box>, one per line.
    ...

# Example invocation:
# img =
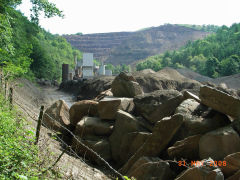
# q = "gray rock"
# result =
<box><xmin>199</xmin><ymin>85</ymin><xmax>240</xmax><ymax>118</ymax></box>
<box><xmin>168</xmin><ymin>134</ymin><xmax>202</xmax><ymax>160</ymax></box>
<box><xmin>120</xmin><ymin>114</ymin><xmax>184</xmax><ymax>174</ymax></box>
<box><xmin>199</xmin><ymin>126</ymin><xmax>240</xmax><ymax>160</ymax></box>
<box><xmin>127</xmin><ymin>157</ymin><xmax>176</xmax><ymax>180</ymax></box>
<box><xmin>109</xmin><ymin>110</ymin><xmax>147</xmax><ymax>164</ymax></box>
<box><xmin>74</xmin><ymin>116</ymin><xmax>113</xmax><ymax>137</ymax></box>
<box><xmin>111</xmin><ymin>72</ymin><xmax>143</xmax><ymax>98</ymax></box>
<box><xmin>43</xmin><ymin>100</ymin><xmax>70</xmax><ymax>134</ymax></box>
<box><xmin>72</xmin><ymin>136</ymin><xmax>111</xmax><ymax>161</ymax></box>
<box><xmin>175</xmin><ymin>158</ymin><xmax>224</xmax><ymax>180</ymax></box>
<box><xmin>174</xmin><ymin>99</ymin><xmax>231</xmax><ymax>141</ymax></box>
<box><xmin>119</xmin><ymin>132</ymin><xmax>151</xmax><ymax>165</ymax></box>
<box><xmin>134</xmin><ymin>89</ymin><xmax>184</xmax><ymax>123</ymax></box>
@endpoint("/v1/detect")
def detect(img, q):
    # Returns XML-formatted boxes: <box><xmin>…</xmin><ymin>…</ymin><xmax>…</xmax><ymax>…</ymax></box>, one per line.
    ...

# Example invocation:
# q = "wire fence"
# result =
<box><xmin>0</xmin><ymin>73</ymin><xmax>125</xmax><ymax>179</ymax></box>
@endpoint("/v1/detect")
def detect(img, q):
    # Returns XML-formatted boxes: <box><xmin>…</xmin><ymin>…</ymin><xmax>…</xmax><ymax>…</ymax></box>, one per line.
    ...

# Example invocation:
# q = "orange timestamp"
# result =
<box><xmin>178</xmin><ymin>160</ymin><xmax>227</xmax><ymax>167</ymax></box>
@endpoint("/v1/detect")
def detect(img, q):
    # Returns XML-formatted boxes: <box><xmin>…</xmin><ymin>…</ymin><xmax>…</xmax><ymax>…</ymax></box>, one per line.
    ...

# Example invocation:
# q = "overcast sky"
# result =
<box><xmin>17</xmin><ymin>0</ymin><xmax>240</xmax><ymax>35</ymax></box>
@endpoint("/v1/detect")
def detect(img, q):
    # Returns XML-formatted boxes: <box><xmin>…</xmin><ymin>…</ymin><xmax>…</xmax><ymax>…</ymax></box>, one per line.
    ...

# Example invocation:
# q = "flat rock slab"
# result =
<box><xmin>221</xmin><ymin>152</ymin><xmax>240</xmax><ymax>178</ymax></box>
<box><xmin>98</xmin><ymin>96</ymin><xmax>134</xmax><ymax>120</ymax></box>
<box><xmin>200</xmin><ymin>85</ymin><xmax>240</xmax><ymax>118</ymax></box>
<box><xmin>127</xmin><ymin>157</ymin><xmax>176</xmax><ymax>180</ymax></box>
<box><xmin>168</xmin><ymin>134</ymin><xmax>202</xmax><ymax>160</ymax></box>
<box><xmin>69</xmin><ymin>100</ymin><xmax>98</xmax><ymax>126</ymax></box>
<box><xmin>74</xmin><ymin>116</ymin><xmax>113</xmax><ymax>137</ymax></box>
<box><xmin>175</xmin><ymin>167</ymin><xmax>224</xmax><ymax>180</ymax></box>
<box><xmin>98</xmin><ymin>98</ymin><xmax>121</xmax><ymax>120</ymax></box>
<box><xmin>43</xmin><ymin>100</ymin><xmax>70</xmax><ymax>133</ymax></box>
<box><xmin>134</xmin><ymin>89</ymin><xmax>183</xmax><ymax>123</ymax></box>
<box><xmin>72</xmin><ymin>136</ymin><xmax>111</xmax><ymax>162</ymax></box>
<box><xmin>199</xmin><ymin>126</ymin><xmax>240</xmax><ymax>160</ymax></box>
<box><xmin>119</xmin><ymin>132</ymin><xmax>151</xmax><ymax>166</ymax></box>
<box><xmin>120</xmin><ymin>114</ymin><xmax>183</xmax><ymax>174</ymax></box>
<box><xmin>109</xmin><ymin>110</ymin><xmax>147</xmax><ymax>164</ymax></box>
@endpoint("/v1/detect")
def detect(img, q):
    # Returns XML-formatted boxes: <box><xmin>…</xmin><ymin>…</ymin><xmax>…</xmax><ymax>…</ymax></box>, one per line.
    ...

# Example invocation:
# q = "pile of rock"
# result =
<box><xmin>44</xmin><ymin>72</ymin><xmax>240</xmax><ymax>180</ymax></box>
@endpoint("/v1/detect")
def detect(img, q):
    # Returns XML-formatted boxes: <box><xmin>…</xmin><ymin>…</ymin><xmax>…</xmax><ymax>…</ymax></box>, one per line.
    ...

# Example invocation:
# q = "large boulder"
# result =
<box><xmin>98</xmin><ymin>96</ymin><xmax>134</xmax><ymax>120</ymax></box>
<box><xmin>168</xmin><ymin>134</ymin><xmax>202</xmax><ymax>160</ymax></box>
<box><xmin>134</xmin><ymin>89</ymin><xmax>184</xmax><ymax>123</ymax></box>
<box><xmin>173</xmin><ymin>98</ymin><xmax>231</xmax><ymax>141</ymax></box>
<box><xmin>119</xmin><ymin>132</ymin><xmax>151</xmax><ymax>165</ymax></box>
<box><xmin>109</xmin><ymin>110</ymin><xmax>147</xmax><ymax>164</ymax></box>
<box><xmin>227</xmin><ymin>169</ymin><xmax>240</xmax><ymax>180</ymax></box>
<box><xmin>98</xmin><ymin>98</ymin><xmax>121</xmax><ymax>120</ymax></box>
<box><xmin>72</xmin><ymin>135</ymin><xmax>111</xmax><ymax>162</ymax></box>
<box><xmin>175</xmin><ymin>159</ymin><xmax>224</xmax><ymax>180</ymax></box>
<box><xmin>111</xmin><ymin>72</ymin><xmax>143</xmax><ymax>97</ymax></box>
<box><xmin>199</xmin><ymin>85</ymin><xmax>240</xmax><ymax>118</ymax></box>
<box><xmin>74</xmin><ymin>116</ymin><xmax>113</xmax><ymax>137</ymax></box>
<box><xmin>199</xmin><ymin>126</ymin><xmax>240</xmax><ymax>160</ymax></box>
<box><xmin>120</xmin><ymin>114</ymin><xmax>184</xmax><ymax>174</ymax></box>
<box><xmin>221</xmin><ymin>152</ymin><xmax>240</xmax><ymax>178</ymax></box>
<box><xmin>127</xmin><ymin>157</ymin><xmax>176</xmax><ymax>180</ymax></box>
<box><xmin>69</xmin><ymin>100</ymin><xmax>98</xmax><ymax>126</ymax></box>
<box><xmin>43</xmin><ymin>100</ymin><xmax>70</xmax><ymax>133</ymax></box>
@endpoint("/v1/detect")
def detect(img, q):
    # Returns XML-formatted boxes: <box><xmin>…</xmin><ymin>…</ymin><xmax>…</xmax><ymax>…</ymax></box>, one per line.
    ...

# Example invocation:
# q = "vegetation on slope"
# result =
<box><xmin>136</xmin><ymin>23</ymin><xmax>240</xmax><ymax>78</ymax></box>
<box><xmin>0</xmin><ymin>1</ymin><xmax>82</xmax><ymax>81</ymax></box>
<box><xmin>0</xmin><ymin>93</ymin><xmax>39</xmax><ymax>179</ymax></box>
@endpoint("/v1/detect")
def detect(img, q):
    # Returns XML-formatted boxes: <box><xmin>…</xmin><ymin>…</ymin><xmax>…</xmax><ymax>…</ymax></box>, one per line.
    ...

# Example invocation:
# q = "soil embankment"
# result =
<box><xmin>13</xmin><ymin>79</ymin><xmax>111</xmax><ymax>180</ymax></box>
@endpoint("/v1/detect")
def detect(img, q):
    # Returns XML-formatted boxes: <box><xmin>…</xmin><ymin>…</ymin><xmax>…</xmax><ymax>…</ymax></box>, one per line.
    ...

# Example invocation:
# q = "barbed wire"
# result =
<box><xmin>44</xmin><ymin>112</ymin><xmax>124</xmax><ymax>180</ymax></box>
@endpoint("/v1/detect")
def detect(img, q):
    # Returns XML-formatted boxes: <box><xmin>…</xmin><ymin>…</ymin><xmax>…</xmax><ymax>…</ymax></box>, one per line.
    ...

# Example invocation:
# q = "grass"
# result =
<box><xmin>0</xmin><ymin>90</ymin><xmax>61</xmax><ymax>179</ymax></box>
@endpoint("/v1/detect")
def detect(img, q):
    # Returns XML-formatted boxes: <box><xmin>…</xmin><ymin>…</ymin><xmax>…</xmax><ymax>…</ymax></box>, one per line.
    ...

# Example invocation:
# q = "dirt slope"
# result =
<box><xmin>13</xmin><ymin>79</ymin><xmax>111</xmax><ymax>180</ymax></box>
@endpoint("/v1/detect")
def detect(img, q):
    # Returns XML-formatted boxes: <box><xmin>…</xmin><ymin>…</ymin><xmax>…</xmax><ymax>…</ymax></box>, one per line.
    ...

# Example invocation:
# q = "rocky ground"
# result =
<box><xmin>13</xmin><ymin>67</ymin><xmax>240</xmax><ymax>180</ymax></box>
<box><xmin>55</xmin><ymin>68</ymin><xmax>240</xmax><ymax>180</ymax></box>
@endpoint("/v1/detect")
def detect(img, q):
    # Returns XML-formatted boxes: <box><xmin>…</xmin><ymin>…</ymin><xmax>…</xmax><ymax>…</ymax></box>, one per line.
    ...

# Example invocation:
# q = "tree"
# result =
<box><xmin>204</xmin><ymin>57</ymin><xmax>220</xmax><ymax>78</ymax></box>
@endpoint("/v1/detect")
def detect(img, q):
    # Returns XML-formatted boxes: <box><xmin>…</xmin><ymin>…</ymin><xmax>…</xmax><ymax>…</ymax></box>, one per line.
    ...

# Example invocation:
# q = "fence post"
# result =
<box><xmin>4</xmin><ymin>81</ymin><xmax>8</xmax><ymax>100</ymax></box>
<box><xmin>35</xmin><ymin>105</ymin><xmax>44</xmax><ymax>145</ymax></box>
<box><xmin>9</xmin><ymin>87</ymin><xmax>13</xmax><ymax>110</ymax></box>
<box><xmin>0</xmin><ymin>69</ymin><xmax>2</xmax><ymax>89</ymax></box>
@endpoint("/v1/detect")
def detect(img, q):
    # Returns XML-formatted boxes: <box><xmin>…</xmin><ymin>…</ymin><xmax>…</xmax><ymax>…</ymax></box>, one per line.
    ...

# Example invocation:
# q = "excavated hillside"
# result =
<box><xmin>63</xmin><ymin>24</ymin><xmax>210</xmax><ymax>65</ymax></box>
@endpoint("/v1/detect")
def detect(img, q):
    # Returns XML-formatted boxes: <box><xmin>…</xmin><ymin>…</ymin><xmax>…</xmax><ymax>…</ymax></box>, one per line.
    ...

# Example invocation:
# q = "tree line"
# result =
<box><xmin>136</xmin><ymin>23</ymin><xmax>240</xmax><ymax>78</ymax></box>
<box><xmin>0</xmin><ymin>0</ymin><xmax>82</xmax><ymax>81</ymax></box>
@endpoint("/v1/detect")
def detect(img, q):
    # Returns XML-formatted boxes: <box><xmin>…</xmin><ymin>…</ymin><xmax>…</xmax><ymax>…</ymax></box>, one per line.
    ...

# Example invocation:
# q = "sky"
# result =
<box><xmin>17</xmin><ymin>0</ymin><xmax>240</xmax><ymax>35</ymax></box>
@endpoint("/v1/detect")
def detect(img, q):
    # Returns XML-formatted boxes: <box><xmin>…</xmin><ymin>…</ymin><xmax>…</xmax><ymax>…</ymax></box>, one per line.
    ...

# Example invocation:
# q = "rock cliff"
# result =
<box><xmin>63</xmin><ymin>24</ymin><xmax>210</xmax><ymax>65</ymax></box>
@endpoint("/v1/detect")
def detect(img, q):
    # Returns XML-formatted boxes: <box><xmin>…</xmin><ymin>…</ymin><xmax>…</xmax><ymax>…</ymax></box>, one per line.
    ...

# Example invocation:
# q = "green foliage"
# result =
<box><xmin>106</xmin><ymin>63</ymin><xmax>130</xmax><ymax>74</ymax></box>
<box><xmin>0</xmin><ymin>0</ymin><xmax>70</xmax><ymax>81</ymax></box>
<box><xmin>178</xmin><ymin>24</ymin><xmax>220</xmax><ymax>32</ymax></box>
<box><xmin>30</xmin><ymin>0</ymin><xmax>64</xmax><ymax>24</ymax></box>
<box><xmin>0</xmin><ymin>93</ymin><xmax>39</xmax><ymax>179</ymax></box>
<box><xmin>137</xmin><ymin>23</ymin><xmax>240</xmax><ymax>78</ymax></box>
<box><xmin>0</xmin><ymin>8</ymin><xmax>81</xmax><ymax>81</ymax></box>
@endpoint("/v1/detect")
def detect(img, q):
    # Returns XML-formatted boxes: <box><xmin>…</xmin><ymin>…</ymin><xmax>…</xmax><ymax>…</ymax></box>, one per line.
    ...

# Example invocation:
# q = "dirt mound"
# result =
<box><xmin>139</xmin><ymin>69</ymin><xmax>156</xmax><ymax>74</ymax></box>
<box><xmin>134</xmin><ymin>67</ymin><xmax>201</xmax><ymax>93</ymax></box>
<box><xmin>212</xmin><ymin>74</ymin><xmax>240</xmax><ymax>89</ymax></box>
<box><xmin>176</xmin><ymin>68</ymin><xmax>240</xmax><ymax>89</ymax></box>
<box><xmin>176</xmin><ymin>68</ymin><xmax>212</xmax><ymax>83</ymax></box>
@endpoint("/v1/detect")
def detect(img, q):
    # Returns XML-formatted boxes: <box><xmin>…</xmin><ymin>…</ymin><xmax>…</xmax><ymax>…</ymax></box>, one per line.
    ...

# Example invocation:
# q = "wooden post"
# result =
<box><xmin>35</xmin><ymin>105</ymin><xmax>44</xmax><ymax>145</ymax></box>
<box><xmin>4</xmin><ymin>81</ymin><xmax>8</xmax><ymax>100</ymax></box>
<box><xmin>9</xmin><ymin>87</ymin><xmax>13</xmax><ymax>110</ymax></box>
<box><xmin>0</xmin><ymin>69</ymin><xmax>2</xmax><ymax>89</ymax></box>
